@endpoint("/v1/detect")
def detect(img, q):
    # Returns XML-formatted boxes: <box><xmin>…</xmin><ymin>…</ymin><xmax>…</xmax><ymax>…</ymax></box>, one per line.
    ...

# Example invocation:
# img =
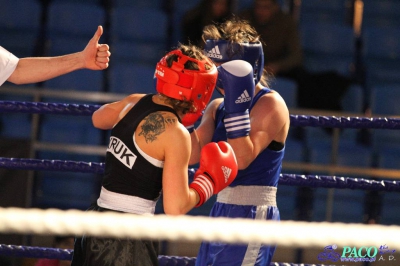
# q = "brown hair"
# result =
<box><xmin>202</xmin><ymin>18</ymin><xmax>271</xmax><ymax>86</ymax></box>
<box><xmin>162</xmin><ymin>43</ymin><xmax>211</xmax><ymax>114</ymax></box>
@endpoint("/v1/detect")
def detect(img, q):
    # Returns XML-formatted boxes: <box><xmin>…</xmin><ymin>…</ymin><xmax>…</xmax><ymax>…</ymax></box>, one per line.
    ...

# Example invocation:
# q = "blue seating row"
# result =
<box><xmin>1</xmin><ymin>0</ymin><xmax>399</xmax><ymax>224</ymax></box>
<box><xmin>2</xmin><ymin>0</ymin><xmax>400</xmax><ymax>92</ymax></box>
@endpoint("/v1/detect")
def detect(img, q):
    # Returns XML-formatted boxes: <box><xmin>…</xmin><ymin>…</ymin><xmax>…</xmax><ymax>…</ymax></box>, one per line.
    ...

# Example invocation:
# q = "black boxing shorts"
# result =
<box><xmin>71</xmin><ymin>203</ymin><xmax>159</xmax><ymax>266</ymax></box>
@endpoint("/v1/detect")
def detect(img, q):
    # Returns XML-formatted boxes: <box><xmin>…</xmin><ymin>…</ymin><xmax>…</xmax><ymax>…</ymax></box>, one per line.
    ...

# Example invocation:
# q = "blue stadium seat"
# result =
<box><xmin>337</xmin><ymin>128</ymin><xmax>360</xmax><ymax>151</ymax></box>
<box><xmin>312</xmin><ymin>187</ymin><xmax>365</xmax><ymax>224</ymax></box>
<box><xmin>305</xmin><ymin>126</ymin><xmax>373</xmax><ymax>224</ymax></box>
<box><xmin>376</xmin><ymin>145</ymin><xmax>400</xmax><ymax>170</ymax></box>
<box><xmin>370</xmin><ymin>84</ymin><xmax>400</xmax><ymax>116</ymax></box>
<box><xmin>332</xmin><ymin>141</ymin><xmax>371</xmax><ymax>223</ymax></box>
<box><xmin>39</xmin><ymin>115</ymin><xmax>101</xmax><ymax>145</ymax></box>
<box><xmin>331</xmin><ymin>188</ymin><xmax>365</xmax><ymax>223</ymax></box>
<box><xmin>113</xmin><ymin>0</ymin><xmax>163</xmax><ymax>9</ymax></box>
<box><xmin>380</xmin><ymin>192</ymin><xmax>400</xmax><ymax>225</ymax></box>
<box><xmin>236</xmin><ymin>0</ymin><xmax>286</xmax><ymax>11</ymax></box>
<box><xmin>45</xmin><ymin>1</ymin><xmax>105</xmax><ymax>56</ymax></box>
<box><xmin>304</xmin><ymin>127</ymin><xmax>333</xmax><ymax>156</ymax></box>
<box><xmin>45</xmin><ymin>1</ymin><xmax>105</xmax><ymax>55</ymax></box>
<box><xmin>109</xmin><ymin>62</ymin><xmax>157</xmax><ymax>95</ymax></box>
<box><xmin>363</xmin><ymin>27</ymin><xmax>400</xmax><ymax>87</ymax></box>
<box><xmin>290</xmin><ymin>135</ymin><xmax>368</xmax><ymax>223</ymax></box>
<box><xmin>171</xmin><ymin>0</ymin><xmax>201</xmax><ymax>46</ymax></box>
<box><xmin>362</xmin><ymin>0</ymin><xmax>400</xmax><ymax>28</ymax></box>
<box><xmin>47</xmin><ymin>1</ymin><xmax>105</xmax><ymax>39</ymax></box>
<box><xmin>341</xmin><ymin>84</ymin><xmax>364</xmax><ymax>113</ymax></box>
<box><xmin>281</xmin><ymin>138</ymin><xmax>307</xmax><ymax>187</ymax></box>
<box><xmin>33</xmin><ymin>151</ymin><xmax>102</xmax><ymax>210</ymax></box>
<box><xmin>110</xmin><ymin>6</ymin><xmax>167</xmax><ymax>44</ymax></box>
<box><xmin>370</xmin><ymin>84</ymin><xmax>400</xmax><ymax>149</ymax></box>
<box><xmin>44</xmin><ymin>69</ymin><xmax>104</xmax><ymax>92</ymax></box>
<box><xmin>309</xmin><ymin>141</ymin><xmax>372</xmax><ymax>223</ymax></box>
<box><xmin>112</xmin><ymin>40</ymin><xmax>166</xmax><ymax>67</ymax></box>
<box><xmin>34</xmin><ymin>171</ymin><xmax>100</xmax><ymax>210</ymax></box>
<box><xmin>283</xmin><ymin>138</ymin><xmax>306</xmax><ymax>165</ymax></box>
<box><xmin>110</xmin><ymin>6</ymin><xmax>168</xmax><ymax>64</ymax></box>
<box><xmin>236</xmin><ymin>0</ymin><xmax>254</xmax><ymax>11</ymax></box>
<box><xmin>300</xmin><ymin>23</ymin><xmax>354</xmax><ymax>76</ymax></box>
<box><xmin>0</xmin><ymin>0</ymin><xmax>42</xmax><ymax>57</ymax></box>
<box><xmin>43</xmin><ymin>1</ymin><xmax>106</xmax><ymax>91</ymax></box>
<box><xmin>336</xmin><ymin>141</ymin><xmax>373</xmax><ymax>168</ymax></box>
<box><xmin>312</xmin><ymin>188</ymin><xmax>331</xmax><ymax>222</ymax></box>
<box><xmin>270</xmin><ymin>77</ymin><xmax>298</xmax><ymax>108</ymax></box>
<box><xmin>299</xmin><ymin>0</ymin><xmax>348</xmax><ymax>25</ymax></box>
<box><xmin>307</xmin><ymin>140</ymin><xmax>332</xmax><ymax>168</ymax></box>
<box><xmin>306</xmin><ymin>129</ymin><xmax>372</xmax><ymax>169</ymax></box>
<box><xmin>50</xmin><ymin>0</ymin><xmax>101</xmax><ymax>4</ymax></box>
<box><xmin>173</xmin><ymin>0</ymin><xmax>201</xmax><ymax>15</ymax></box>
<box><xmin>0</xmin><ymin>95</ymin><xmax>33</xmax><ymax>139</ymax></box>
<box><xmin>277</xmin><ymin>185</ymin><xmax>296</xmax><ymax>220</ymax></box>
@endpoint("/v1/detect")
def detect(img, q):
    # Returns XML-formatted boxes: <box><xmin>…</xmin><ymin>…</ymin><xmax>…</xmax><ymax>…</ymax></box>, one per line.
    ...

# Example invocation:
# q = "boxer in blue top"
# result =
<box><xmin>188</xmin><ymin>19</ymin><xmax>290</xmax><ymax>265</ymax></box>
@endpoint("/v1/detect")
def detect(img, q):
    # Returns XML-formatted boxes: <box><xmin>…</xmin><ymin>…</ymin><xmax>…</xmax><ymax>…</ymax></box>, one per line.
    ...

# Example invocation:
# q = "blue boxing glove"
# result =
<box><xmin>217</xmin><ymin>60</ymin><xmax>255</xmax><ymax>139</ymax></box>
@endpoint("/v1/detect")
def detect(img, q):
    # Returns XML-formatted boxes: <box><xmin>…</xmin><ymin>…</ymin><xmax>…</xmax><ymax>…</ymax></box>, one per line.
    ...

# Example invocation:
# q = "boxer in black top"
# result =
<box><xmin>71</xmin><ymin>44</ymin><xmax>238</xmax><ymax>266</ymax></box>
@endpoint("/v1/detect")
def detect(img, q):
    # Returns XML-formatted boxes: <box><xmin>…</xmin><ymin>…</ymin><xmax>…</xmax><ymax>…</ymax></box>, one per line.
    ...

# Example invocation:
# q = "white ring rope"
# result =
<box><xmin>1</xmin><ymin>207</ymin><xmax>400</xmax><ymax>249</ymax></box>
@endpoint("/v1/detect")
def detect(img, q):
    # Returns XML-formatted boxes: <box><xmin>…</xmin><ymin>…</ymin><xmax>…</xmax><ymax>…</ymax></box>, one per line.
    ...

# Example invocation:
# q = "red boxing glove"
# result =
<box><xmin>189</xmin><ymin>141</ymin><xmax>238</xmax><ymax>207</ymax></box>
<box><xmin>182</xmin><ymin>111</ymin><xmax>203</xmax><ymax>127</ymax></box>
<box><xmin>182</xmin><ymin>112</ymin><xmax>202</xmax><ymax>133</ymax></box>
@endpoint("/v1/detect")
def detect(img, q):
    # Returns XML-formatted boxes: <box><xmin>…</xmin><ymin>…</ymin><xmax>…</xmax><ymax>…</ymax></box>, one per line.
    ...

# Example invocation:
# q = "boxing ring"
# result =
<box><xmin>0</xmin><ymin>99</ymin><xmax>400</xmax><ymax>265</ymax></box>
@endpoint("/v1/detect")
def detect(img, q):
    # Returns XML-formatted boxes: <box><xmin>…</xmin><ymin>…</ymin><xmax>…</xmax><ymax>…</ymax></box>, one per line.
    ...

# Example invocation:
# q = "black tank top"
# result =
<box><xmin>102</xmin><ymin>94</ymin><xmax>180</xmax><ymax>200</ymax></box>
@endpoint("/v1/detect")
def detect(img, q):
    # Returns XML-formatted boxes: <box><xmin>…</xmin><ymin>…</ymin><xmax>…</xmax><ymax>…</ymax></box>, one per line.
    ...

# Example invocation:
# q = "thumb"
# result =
<box><xmin>91</xmin><ymin>25</ymin><xmax>103</xmax><ymax>43</ymax></box>
<box><xmin>217</xmin><ymin>141</ymin><xmax>230</xmax><ymax>153</ymax></box>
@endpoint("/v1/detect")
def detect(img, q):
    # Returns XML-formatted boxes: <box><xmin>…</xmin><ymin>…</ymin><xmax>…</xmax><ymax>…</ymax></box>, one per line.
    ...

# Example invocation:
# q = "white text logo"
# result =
<box><xmin>221</xmin><ymin>166</ymin><xmax>232</xmax><ymax>183</ymax></box>
<box><xmin>156</xmin><ymin>68</ymin><xmax>164</xmax><ymax>77</ymax></box>
<box><xmin>206</xmin><ymin>45</ymin><xmax>223</xmax><ymax>59</ymax></box>
<box><xmin>235</xmin><ymin>90</ymin><xmax>252</xmax><ymax>103</ymax></box>
<box><xmin>107</xmin><ymin>137</ymin><xmax>137</xmax><ymax>169</ymax></box>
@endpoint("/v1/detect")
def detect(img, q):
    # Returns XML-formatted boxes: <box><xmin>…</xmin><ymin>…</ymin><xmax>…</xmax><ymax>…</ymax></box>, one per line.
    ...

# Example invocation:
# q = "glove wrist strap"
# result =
<box><xmin>189</xmin><ymin>174</ymin><xmax>214</xmax><ymax>207</ymax></box>
<box><xmin>224</xmin><ymin>109</ymin><xmax>250</xmax><ymax>139</ymax></box>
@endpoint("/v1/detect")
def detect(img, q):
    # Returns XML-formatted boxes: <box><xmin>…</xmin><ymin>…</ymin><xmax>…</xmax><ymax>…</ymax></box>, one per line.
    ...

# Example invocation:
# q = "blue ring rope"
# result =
<box><xmin>0</xmin><ymin>244</ymin><xmax>335</xmax><ymax>266</ymax></box>
<box><xmin>0</xmin><ymin>101</ymin><xmax>390</xmax><ymax>266</ymax></box>
<box><xmin>0</xmin><ymin>157</ymin><xmax>398</xmax><ymax>192</ymax></box>
<box><xmin>1</xmin><ymin>100</ymin><xmax>400</xmax><ymax>129</ymax></box>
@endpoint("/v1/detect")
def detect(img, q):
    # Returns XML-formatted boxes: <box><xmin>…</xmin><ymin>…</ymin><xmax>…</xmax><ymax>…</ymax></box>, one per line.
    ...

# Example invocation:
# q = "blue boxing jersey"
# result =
<box><xmin>211</xmin><ymin>87</ymin><xmax>285</xmax><ymax>187</ymax></box>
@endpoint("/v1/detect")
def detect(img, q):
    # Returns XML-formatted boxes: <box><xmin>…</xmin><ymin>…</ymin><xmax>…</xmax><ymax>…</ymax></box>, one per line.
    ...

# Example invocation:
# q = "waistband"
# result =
<box><xmin>217</xmin><ymin>185</ymin><xmax>277</xmax><ymax>206</ymax></box>
<box><xmin>97</xmin><ymin>186</ymin><xmax>157</xmax><ymax>215</ymax></box>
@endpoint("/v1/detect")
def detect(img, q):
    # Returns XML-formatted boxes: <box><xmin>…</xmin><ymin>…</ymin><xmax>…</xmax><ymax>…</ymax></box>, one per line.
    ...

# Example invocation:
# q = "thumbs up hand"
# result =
<box><xmin>83</xmin><ymin>25</ymin><xmax>111</xmax><ymax>70</ymax></box>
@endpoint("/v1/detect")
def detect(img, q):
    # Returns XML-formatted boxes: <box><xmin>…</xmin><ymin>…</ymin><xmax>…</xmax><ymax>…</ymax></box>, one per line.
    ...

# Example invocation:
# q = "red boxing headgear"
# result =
<box><xmin>155</xmin><ymin>49</ymin><xmax>217</xmax><ymax>126</ymax></box>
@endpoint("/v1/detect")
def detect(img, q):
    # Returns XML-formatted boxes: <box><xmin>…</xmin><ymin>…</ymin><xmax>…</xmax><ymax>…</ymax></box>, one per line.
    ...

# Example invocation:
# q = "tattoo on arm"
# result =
<box><xmin>139</xmin><ymin>112</ymin><xmax>177</xmax><ymax>143</ymax></box>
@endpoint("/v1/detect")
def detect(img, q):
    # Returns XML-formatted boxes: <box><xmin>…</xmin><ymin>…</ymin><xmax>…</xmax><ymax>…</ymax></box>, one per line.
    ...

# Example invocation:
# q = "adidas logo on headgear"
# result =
<box><xmin>221</xmin><ymin>166</ymin><xmax>232</xmax><ymax>183</ymax></box>
<box><xmin>235</xmin><ymin>90</ymin><xmax>252</xmax><ymax>104</ymax></box>
<box><xmin>206</xmin><ymin>45</ymin><xmax>223</xmax><ymax>59</ymax></box>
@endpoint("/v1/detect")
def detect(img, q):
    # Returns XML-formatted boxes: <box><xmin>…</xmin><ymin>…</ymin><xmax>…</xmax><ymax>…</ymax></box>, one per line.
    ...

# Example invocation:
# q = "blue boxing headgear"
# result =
<box><xmin>204</xmin><ymin>39</ymin><xmax>264</xmax><ymax>84</ymax></box>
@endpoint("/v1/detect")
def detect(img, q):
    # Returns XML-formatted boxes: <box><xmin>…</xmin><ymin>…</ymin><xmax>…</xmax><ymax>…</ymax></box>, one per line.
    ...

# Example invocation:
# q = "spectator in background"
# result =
<box><xmin>239</xmin><ymin>0</ymin><xmax>352</xmax><ymax>112</ymax></box>
<box><xmin>34</xmin><ymin>236</ymin><xmax>74</xmax><ymax>266</ymax></box>
<box><xmin>240</xmin><ymin>0</ymin><xmax>303</xmax><ymax>78</ymax></box>
<box><xmin>181</xmin><ymin>0</ymin><xmax>235</xmax><ymax>47</ymax></box>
